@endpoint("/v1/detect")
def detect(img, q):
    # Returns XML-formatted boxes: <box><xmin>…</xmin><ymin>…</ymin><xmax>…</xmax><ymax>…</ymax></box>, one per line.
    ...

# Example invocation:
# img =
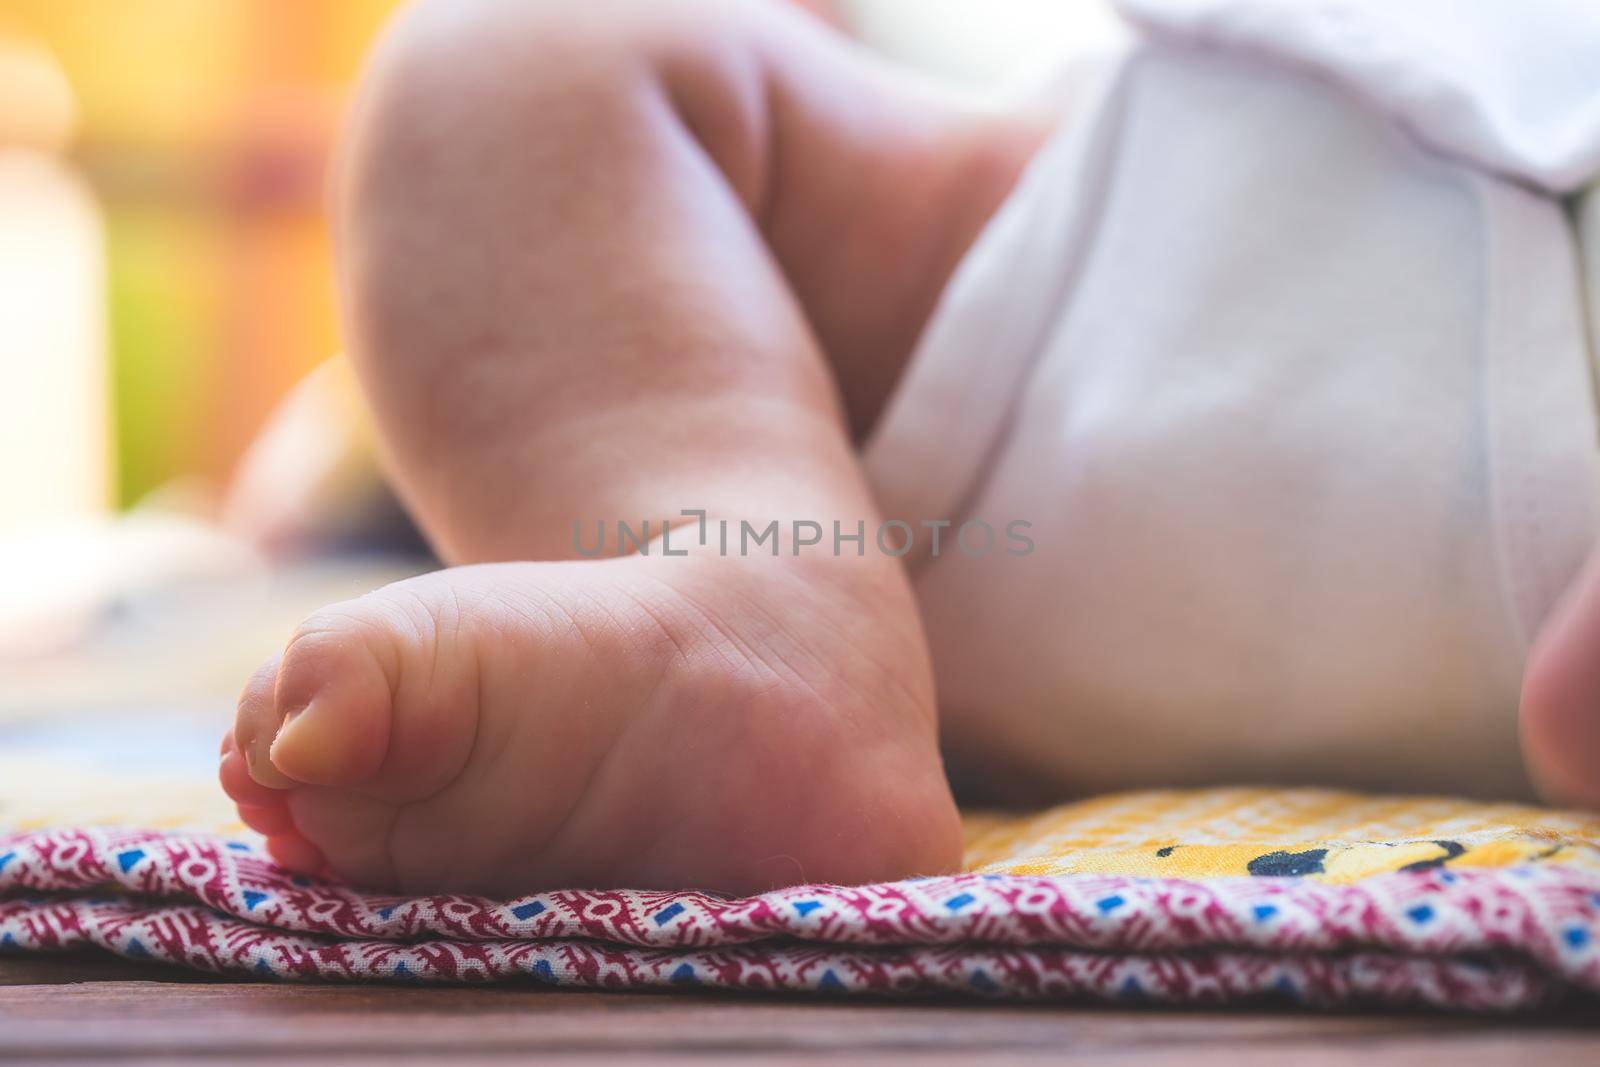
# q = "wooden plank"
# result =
<box><xmin>2</xmin><ymin>954</ymin><xmax>1597</xmax><ymax>1065</ymax></box>
<box><xmin>0</xmin><ymin>952</ymin><xmax>236</xmax><ymax>986</ymax></box>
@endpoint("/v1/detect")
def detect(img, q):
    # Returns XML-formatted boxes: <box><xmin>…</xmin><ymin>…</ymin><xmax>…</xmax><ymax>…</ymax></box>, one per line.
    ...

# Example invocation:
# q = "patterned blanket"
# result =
<box><xmin>4</xmin><ymin>784</ymin><xmax>1598</xmax><ymax>1010</ymax></box>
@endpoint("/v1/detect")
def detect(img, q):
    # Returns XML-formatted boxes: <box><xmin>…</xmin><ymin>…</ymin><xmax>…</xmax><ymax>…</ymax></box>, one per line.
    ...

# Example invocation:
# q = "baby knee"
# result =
<box><xmin>348</xmin><ymin>0</ymin><xmax>772</xmax><ymax>226</ymax></box>
<box><xmin>365</xmin><ymin>0</ymin><xmax>754</xmax><ymax>109</ymax></box>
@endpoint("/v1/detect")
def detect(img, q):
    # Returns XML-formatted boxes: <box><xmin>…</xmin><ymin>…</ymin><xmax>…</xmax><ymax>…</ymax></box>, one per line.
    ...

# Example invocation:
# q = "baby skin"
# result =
<box><xmin>219</xmin><ymin>0</ymin><xmax>1049</xmax><ymax>895</ymax></box>
<box><xmin>221</xmin><ymin>0</ymin><xmax>1600</xmax><ymax>896</ymax></box>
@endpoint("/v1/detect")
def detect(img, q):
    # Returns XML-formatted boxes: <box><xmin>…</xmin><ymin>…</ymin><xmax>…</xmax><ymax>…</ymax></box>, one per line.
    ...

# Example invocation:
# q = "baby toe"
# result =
<box><xmin>236</xmin><ymin>802</ymin><xmax>297</xmax><ymax>837</ymax></box>
<box><xmin>265</xmin><ymin>832</ymin><xmax>327</xmax><ymax>878</ymax></box>
<box><xmin>235</xmin><ymin>654</ymin><xmax>297</xmax><ymax>790</ymax></box>
<box><xmin>220</xmin><ymin>746</ymin><xmax>287</xmax><ymax>807</ymax></box>
<box><xmin>266</xmin><ymin>612</ymin><xmax>396</xmax><ymax>787</ymax></box>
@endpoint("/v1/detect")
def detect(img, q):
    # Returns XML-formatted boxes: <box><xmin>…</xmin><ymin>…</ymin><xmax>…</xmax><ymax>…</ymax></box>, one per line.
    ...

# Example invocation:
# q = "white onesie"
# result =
<box><xmin>863</xmin><ymin>0</ymin><xmax>1600</xmax><ymax>797</ymax></box>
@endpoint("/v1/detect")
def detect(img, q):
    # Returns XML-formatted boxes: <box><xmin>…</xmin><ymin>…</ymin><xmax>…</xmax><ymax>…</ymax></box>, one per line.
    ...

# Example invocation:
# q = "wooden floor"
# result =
<box><xmin>3</xmin><ymin>954</ymin><xmax>1597</xmax><ymax>1065</ymax></box>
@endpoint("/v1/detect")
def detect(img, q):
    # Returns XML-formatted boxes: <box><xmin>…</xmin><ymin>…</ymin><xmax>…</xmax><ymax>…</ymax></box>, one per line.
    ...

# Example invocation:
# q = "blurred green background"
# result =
<box><xmin>1</xmin><ymin>0</ymin><xmax>402</xmax><ymax>515</ymax></box>
<box><xmin>0</xmin><ymin>0</ymin><xmax>1115</xmax><ymax>532</ymax></box>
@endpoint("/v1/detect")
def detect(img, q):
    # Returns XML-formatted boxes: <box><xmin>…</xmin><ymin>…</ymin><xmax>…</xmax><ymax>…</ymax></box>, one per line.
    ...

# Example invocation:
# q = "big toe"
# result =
<box><xmin>235</xmin><ymin>608</ymin><xmax>397</xmax><ymax>789</ymax></box>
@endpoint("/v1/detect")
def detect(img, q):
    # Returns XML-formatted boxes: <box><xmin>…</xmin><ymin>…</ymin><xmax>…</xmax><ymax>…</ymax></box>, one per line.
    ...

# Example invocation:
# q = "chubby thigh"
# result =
<box><xmin>892</xmin><ymin>45</ymin><xmax>1600</xmax><ymax>799</ymax></box>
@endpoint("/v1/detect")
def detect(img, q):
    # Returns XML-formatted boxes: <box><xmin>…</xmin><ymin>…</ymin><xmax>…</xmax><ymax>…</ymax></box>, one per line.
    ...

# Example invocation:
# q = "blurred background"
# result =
<box><xmin>0</xmin><ymin>0</ymin><xmax>1122</xmax><ymax>527</ymax></box>
<box><xmin>0</xmin><ymin>0</ymin><xmax>1119</xmax><ymax>786</ymax></box>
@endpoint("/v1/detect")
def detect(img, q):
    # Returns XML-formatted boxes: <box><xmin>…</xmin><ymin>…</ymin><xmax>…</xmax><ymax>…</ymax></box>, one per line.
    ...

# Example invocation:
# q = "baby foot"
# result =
<box><xmin>1522</xmin><ymin>549</ymin><xmax>1600</xmax><ymax>809</ymax></box>
<box><xmin>219</xmin><ymin>553</ymin><xmax>960</xmax><ymax>895</ymax></box>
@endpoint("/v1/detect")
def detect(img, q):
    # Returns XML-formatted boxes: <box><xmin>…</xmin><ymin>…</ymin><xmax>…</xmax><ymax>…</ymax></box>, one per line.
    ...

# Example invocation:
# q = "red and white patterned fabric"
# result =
<box><xmin>3</xmin><ymin>828</ymin><xmax>1597</xmax><ymax>1010</ymax></box>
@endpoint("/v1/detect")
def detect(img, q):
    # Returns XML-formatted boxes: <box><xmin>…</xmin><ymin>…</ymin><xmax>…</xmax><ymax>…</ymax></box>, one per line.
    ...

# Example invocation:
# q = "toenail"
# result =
<box><xmin>272</xmin><ymin>711</ymin><xmax>304</xmax><ymax>757</ymax></box>
<box><xmin>244</xmin><ymin>745</ymin><xmax>287</xmax><ymax>785</ymax></box>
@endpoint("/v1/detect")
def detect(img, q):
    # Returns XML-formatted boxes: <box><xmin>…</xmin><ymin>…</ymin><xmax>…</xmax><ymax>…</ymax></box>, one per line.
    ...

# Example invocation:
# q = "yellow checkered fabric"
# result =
<box><xmin>5</xmin><ymin>741</ymin><xmax>1597</xmax><ymax>885</ymax></box>
<box><xmin>964</xmin><ymin>788</ymin><xmax>1600</xmax><ymax>883</ymax></box>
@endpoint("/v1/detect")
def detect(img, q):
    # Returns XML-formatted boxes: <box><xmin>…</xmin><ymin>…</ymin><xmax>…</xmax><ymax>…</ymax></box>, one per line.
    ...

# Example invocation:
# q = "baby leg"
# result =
<box><xmin>220</xmin><ymin>0</ymin><xmax>1044</xmax><ymax>893</ymax></box>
